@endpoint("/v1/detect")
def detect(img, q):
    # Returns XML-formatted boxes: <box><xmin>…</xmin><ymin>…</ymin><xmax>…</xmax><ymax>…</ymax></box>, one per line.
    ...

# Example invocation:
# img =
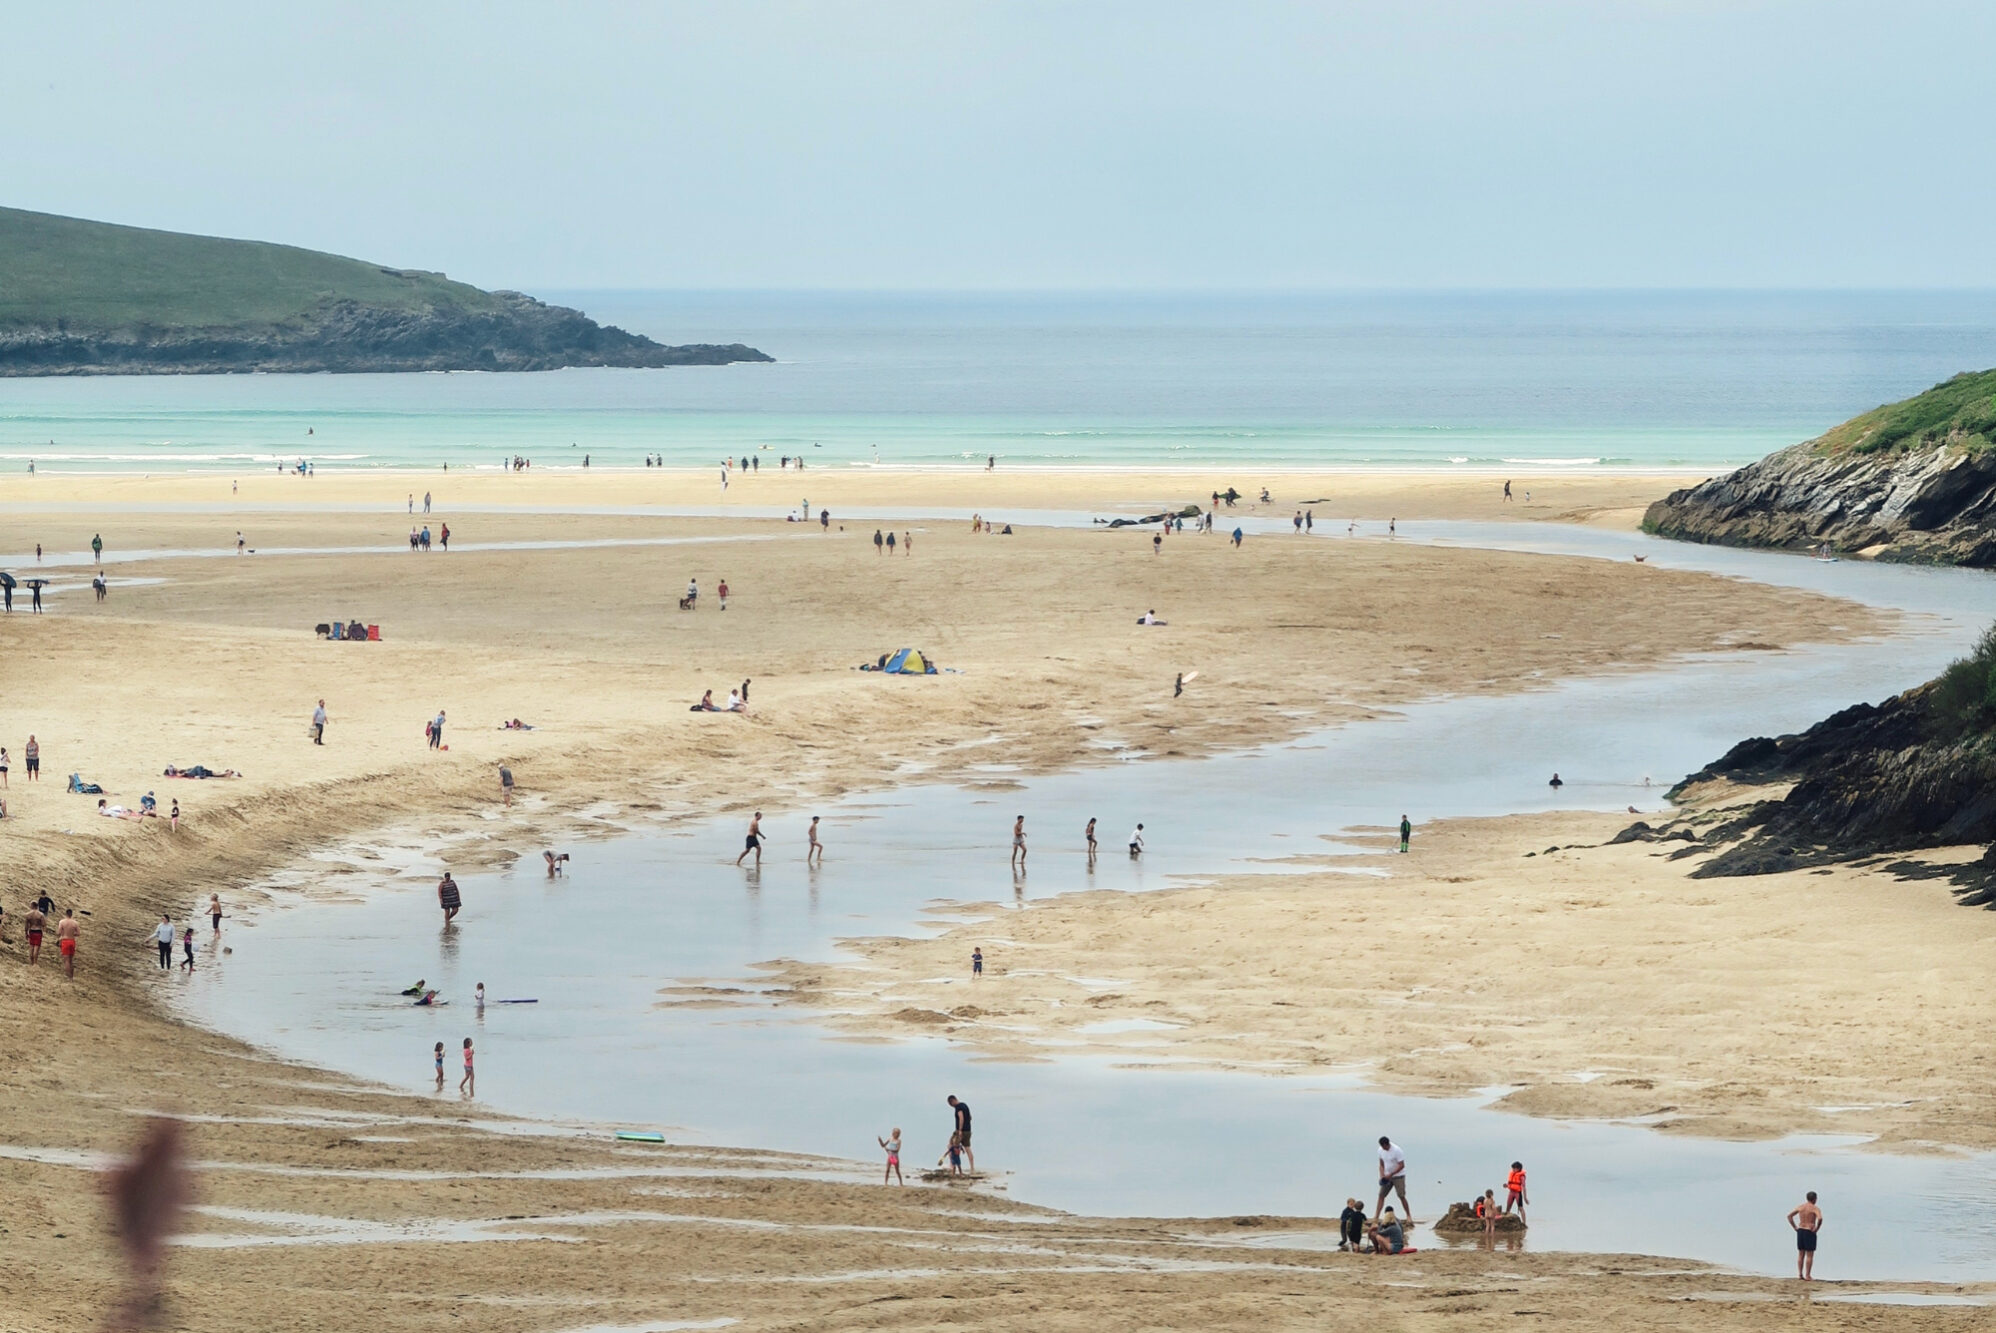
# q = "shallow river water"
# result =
<box><xmin>170</xmin><ymin>521</ymin><xmax>1996</xmax><ymax>1281</ymax></box>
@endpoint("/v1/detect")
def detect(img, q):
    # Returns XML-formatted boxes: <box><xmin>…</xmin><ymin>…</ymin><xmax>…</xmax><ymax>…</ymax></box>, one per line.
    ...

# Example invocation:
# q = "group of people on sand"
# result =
<box><xmin>406</xmin><ymin>523</ymin><xmax>448</xmax><ymax>551</ymax></box>
<box><xmin>871</xmin><ymin>529</ymin><xmax>912</xmax><ymax>554</ymax></box>
<box><xmin>693</xmin><ymin>679</ymin><xmax>752</xmax><ymax>714</ymax></box>
<box><xmin>1338</xmin><ymin>1137</ymin><xmax>1524</xmax><ymax>1255</ymax></box>
<box><xmin>12</xmin><ymin>893</ymin><xmax>83</xmax><ymax>977</ymax></box>
<box><xmin>878</xmin><ymin>1095</ymin><xmax>975</xmax><ymax>1185</ymax></box>
<box><xmin>733</xmin><ymin>811</ymin><xmax>825</xmax><ymax>868</ymax></box>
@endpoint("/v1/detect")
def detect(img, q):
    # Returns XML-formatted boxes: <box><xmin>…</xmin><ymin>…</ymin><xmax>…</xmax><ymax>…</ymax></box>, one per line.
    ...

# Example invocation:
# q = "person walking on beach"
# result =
<box><xmin>1230</xmin><ymin>526</ymin><xmax>1243</xmax><ymax>547</ymax></box>
<box><xmin>1503</xmin><ymin>479</ymin><xmax>1513</xmax><ymax>502</ymax></box>
<box><xmin>807</xmin><ymin>815</ymin><xmax>823</xmax><ymax>865</ymax></box>
<box><xmin>1084</xmin><ymin>817</ymin><xmax>1098</xmax><ymax>860</ymax></box>
<box><xmin>1399</xmin><ymin>815</ymin><xmax>1411</xmax><ymax>853</ymax></box>
<box><xmin>735</xmin><ymin>811</ymin><xmax>764</xmax><ymax>867</ymax></box>
<box><xmin>439</xmin><ymin>522</ymin><xmax>449</xmax><ymax>551</ymax></box>
<box><xmin>879</xmin><ymin>1128</ymin><xmax>903</xmax><ymax>1185</ymax></box>
<box><xmin>423</xmin><ymin>491</ymin><xmax>431</xmax><ymax>514</ymax></box>
<box><xmin>154</xmin><ymin>915</ymin><xmax>175</xmax><ymax>969</ymax></box>
<box><xmin>873</xmin><ymin>529</ymin><xmax>884</xmax><ymax>555</ymax></box>
<box><xmin>717</xmin><ymin>578</ymin><xmax>729</xmax><ymax>610</ymax></box>
<box><xmin>56</xmin><ymin>909</ymin><xmax>80</xmax><ymax>978</ymax></box>
<box><xmin>1376</xmin><ymin>1136</ymin><xmax>1411</xmax><ymax>1220</ymax></box>
<box><xmin>885</xmin><ymin>531</ymin><xmax>896</xmax><ymax>554</ymax></box>
<box><xmin>0</xmin><ymin>747</ymin><xmax>9</xmax><ymax>788</ymax></box>
<box><xmin>903</xmin><ymin>531</ymin><xmax>912</xmax><ymax>555</ymax></box>
<box><xmin>1788</xmin><ymin>1192</ymin><xmax>1822</xmax><ymax>1280</ymax></box>
<box><xmin>437</xmin><ymin>871</ymin><xmax>462</xmax><ymax>925</ymax></box>
<box><xmin>946</xmin><ymin>1095</ymin><xmax>974</xmax><ymax>1173</ymax></box>
<box><xmin>209</xmin><ymin>894</ymin><xmax>222</xmax><ymax>935</ymax></box>
<box><xmin>459</xmin><ymin>1037</ymin><xmax>475</xmax><ymax>1097</ymax></box>
<box><xmin>429</xmin><ymin>710</ymin><xmax>446</xmax><ymax>749</ymax></box>
<box><xmin>1011</xmin><ymin>816</ymin><xmax>1026</xmax><ymax>869</ymax></box>
<box><xmin>311</xmin><ymin>699</ymin><xmax>328</xmax><ymax>745</ymax></box>
<box><xmin>24</xmin><ymin>901</ymin><xmax>46</xmax><ymax>965</ymax></box>
<box><xmin>236</xmin><ymin>531</ymin><xmax>245</xmax><ymax>555</ymax></box>
<box><xmin>498</xmin><ymin>764</ymin><xmax>514</xmax><ymax>808</ymax></box>
<box><xmin>181</xmin><ymin>926</ymin><xmax>196</xmax><ymax>971</ymax></box>
<box><xmin>24</xmin><ymin>735</ymin><xmax>38</xmax><ymax>781</ymax></box>
<box><xmin>971</xmin><ymin>947</ymin><xmax>983</xmax><ymax>978</ymax></box>
<box><xmin>91</xmin><ymin>533</ymin><xmax>103</xmax><ymax>564</ymax></box>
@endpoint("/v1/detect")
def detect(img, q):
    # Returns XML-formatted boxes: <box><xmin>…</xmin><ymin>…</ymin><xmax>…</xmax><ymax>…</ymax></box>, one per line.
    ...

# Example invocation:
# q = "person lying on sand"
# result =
<box><xmin>163</xmin><ymin>765</ymin><xmax>240</xmax><ymax>779</ymax></box>
<box><xmin>96</xmin><ymin>799</ymin><xmax>147</xmax><ymax>820</ymax></box>
<box><xmin>499</xmin><ymin>719</ymin><xmax>535</xmax><ymax>730</ymax></box>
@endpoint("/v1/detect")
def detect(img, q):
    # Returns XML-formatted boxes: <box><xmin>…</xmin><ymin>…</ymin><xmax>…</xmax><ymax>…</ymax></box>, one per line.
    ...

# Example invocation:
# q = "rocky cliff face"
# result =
<box><xmin>1668</xmin><ymin>686</ymin><xmax>1996</xmax><ymax>905</ymax></box>
<box><xmin>0</xmin><ymin>292</ymin><xmax>771</xmax><ymax>375</ymax></box>
<box><xmin>1643</xmin><ymin>440</ymin><xmax>1996</xmax><ymax>567</ymax></box>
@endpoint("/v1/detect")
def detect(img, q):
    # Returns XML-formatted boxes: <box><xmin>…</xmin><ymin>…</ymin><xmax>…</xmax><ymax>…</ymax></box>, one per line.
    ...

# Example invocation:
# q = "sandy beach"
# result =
<box><xmin>1</xmin><ymin>467</ymin><xmax>1984</xmax><ymax>1330</ymax></box>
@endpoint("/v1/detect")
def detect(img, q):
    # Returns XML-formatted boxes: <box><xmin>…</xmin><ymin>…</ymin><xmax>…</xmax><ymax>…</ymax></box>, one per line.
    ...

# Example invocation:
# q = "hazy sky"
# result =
<box><xmin>5</xmin><ymin>2</ymin><xmax>1992</xmax><ymax>291</ymax></box>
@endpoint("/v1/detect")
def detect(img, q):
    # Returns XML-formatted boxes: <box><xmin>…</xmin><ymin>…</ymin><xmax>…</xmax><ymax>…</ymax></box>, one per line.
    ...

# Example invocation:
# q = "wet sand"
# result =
<box><xmin>766</xmin><ymin>807</ymin><xmax>1996</xmax><ymax>1151</ymax></box>
<box><xmin>3</xmin><ymin>469</ymin><xmax>1977</xmax><ymax>1330</ymax></box>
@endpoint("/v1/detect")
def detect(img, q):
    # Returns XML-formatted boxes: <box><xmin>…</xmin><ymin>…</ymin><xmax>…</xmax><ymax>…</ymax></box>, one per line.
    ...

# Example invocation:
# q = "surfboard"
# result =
<box><xmin>615</xmin><ymin>1131</ymin><xmax>665</xmax><ymax>1143</ymax></box>
<box><xmin>496</xmin><ymin>998</ymin><xmax>539</xmax><ymax>1004</ymax></box>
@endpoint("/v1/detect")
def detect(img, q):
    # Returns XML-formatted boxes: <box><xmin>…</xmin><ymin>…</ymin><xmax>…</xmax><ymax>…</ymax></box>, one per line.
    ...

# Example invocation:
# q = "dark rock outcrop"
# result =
<box><xmin>1643</xmin><ymin>440</ymin><xmax>1996</xmax><ymax>568</ymax></box>
<box><xmin>0</xmin><ymin>292</ymin><xmax>771</xmax><ymax>376</ymax></box>
<box><xmin>1673</xmin><ymin>686</ymin><xmax>1996</xmax><ymax>901</ymax></box>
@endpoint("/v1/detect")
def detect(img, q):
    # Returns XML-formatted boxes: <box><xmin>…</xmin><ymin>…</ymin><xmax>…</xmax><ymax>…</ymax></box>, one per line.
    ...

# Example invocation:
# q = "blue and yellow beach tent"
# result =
<box><xmin>883</xmin><ymin>647</ymin><xmax>936</xmax><ymax>675</ymax></box>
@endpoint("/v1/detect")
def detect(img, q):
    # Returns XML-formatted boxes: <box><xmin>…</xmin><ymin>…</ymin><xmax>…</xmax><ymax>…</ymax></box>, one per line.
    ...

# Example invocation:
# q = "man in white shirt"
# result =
<box><xmin>1128</xmin><ymin>824</ymin><xmax>1145</xmax><ymax>857</ymax></box>
<box><xmin>311</xmin><ymin>699</ymin><xmax>328</xmax><ymax>745</ymax></box>
<box><xmin>1376</xmin><ymin>1136</ymin><xmax>1411</xmax><ymax>1220</ymax></box>
<box><xmin>154</xmin><ymin>915</ymin><xmax>176</xmax><ymax>970</ymax></box>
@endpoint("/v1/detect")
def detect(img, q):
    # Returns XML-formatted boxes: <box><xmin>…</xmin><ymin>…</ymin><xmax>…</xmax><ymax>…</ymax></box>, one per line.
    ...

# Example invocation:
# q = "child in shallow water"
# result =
<box><xmin>940</xmin><ymin>1132</ymin><xmax>965</xmax><ymax>1176</ymax></box>
<box><xmin>433</xmin><ymin>1042</ymin><xmax>445</xmax><ymax>1089</ymax></box>
<box><xmin>878</xmin><ymin>1128</ymin><xmax>902</xmax><ymax>1185</ymax></box>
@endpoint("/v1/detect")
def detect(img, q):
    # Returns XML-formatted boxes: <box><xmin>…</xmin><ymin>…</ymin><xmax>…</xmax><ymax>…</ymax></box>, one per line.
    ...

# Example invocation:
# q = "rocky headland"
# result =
<box><xmin>0</xmin><ymin>206</ymin><xmax>770</xmax><ymax>375</ymax></box>
<box><xmin>1643</xmin><ymin>370</ymin><xmax>1996</xmax><ymax>567</ymax></box>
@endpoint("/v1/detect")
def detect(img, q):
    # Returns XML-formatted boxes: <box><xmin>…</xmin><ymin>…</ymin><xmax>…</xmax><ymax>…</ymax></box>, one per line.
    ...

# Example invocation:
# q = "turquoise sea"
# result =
<box><xmin>3</xmin><ymin>290</ymin><xmax>1993</xmax><ymax>473</ymax></box>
